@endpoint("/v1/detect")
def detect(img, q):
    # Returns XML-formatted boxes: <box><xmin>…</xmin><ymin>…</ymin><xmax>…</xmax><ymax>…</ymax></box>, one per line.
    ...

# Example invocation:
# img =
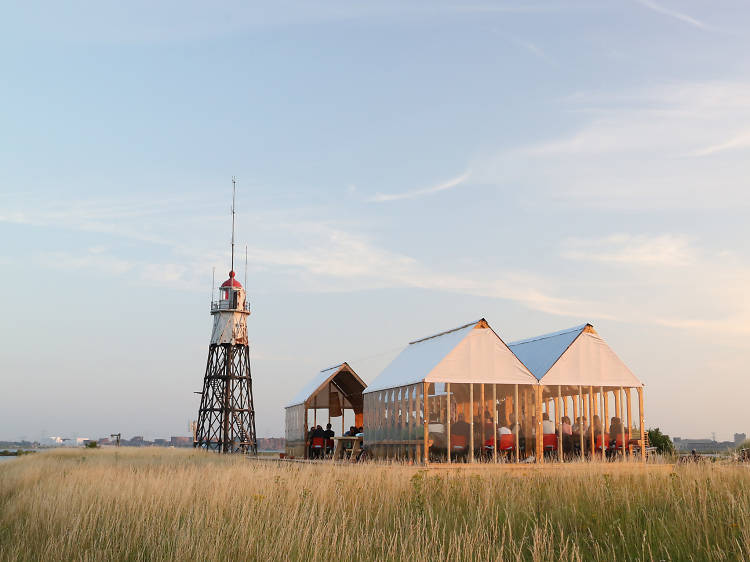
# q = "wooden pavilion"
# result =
<box><xmin>284</xmin><ymin>362</ymin><xmax>366</xmax><ymax>459</ymax></box>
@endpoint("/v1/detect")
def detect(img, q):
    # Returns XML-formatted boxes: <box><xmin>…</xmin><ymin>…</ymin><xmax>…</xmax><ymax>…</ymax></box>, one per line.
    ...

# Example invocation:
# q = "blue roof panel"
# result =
<box><xmin>508</xmin><ymin>324</ymin><xmax>588</xmax><ymax>380</ymax></box>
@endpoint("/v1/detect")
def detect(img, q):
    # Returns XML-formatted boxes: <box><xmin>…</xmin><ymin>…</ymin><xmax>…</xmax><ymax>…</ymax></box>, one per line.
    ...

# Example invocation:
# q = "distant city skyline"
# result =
<box><xmin>1</xmin><ymin>1</ymin><xmax>749</xmax><ymax>442</ymax></box>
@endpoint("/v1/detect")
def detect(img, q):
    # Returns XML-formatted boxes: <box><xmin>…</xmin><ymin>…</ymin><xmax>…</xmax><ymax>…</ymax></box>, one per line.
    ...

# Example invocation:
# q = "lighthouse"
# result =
<box><xmin>194</xmin><ymin>179</ymin><xmax>257</xmax><ymax>454</ymax></box>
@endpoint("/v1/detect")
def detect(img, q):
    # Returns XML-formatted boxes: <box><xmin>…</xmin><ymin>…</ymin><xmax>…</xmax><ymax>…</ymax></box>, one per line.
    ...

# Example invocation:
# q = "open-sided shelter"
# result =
<box><xmin>508</xmin><ymin>323</ymin><xmax>646</xmax><ymax>461</ymax></box>
<box><xmin>285</xmin><ymin>362</ymin><xmax>366</xmax><ymax>458</ymax></box>
<box><xmin>363</xmin><ymin>319</ymin><xmax>540</xmax><ymax>463</ymax></box>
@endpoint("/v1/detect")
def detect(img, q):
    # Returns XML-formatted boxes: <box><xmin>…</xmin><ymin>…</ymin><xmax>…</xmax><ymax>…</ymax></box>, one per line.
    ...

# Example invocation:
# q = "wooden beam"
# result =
<box><xmin>557</xmin><ymin>385</ymin><xmax>563</xmax><ymax>463</ymax></box>
<box><xmin>423</xmin><ymin>382</ymin><xmax>429</xmax><ymax>465</ymax></box>
<box><xmin>620</xmin><ymin>387</ymin><xmax>626</xmax><ymax>458</ymax></box>
<box><xmin>492</xmin><ymin>384</ymin><xmax>498</xmax><ymax>463</ymax></box>
<box><xmin>469</xmin><ymin>383</ymin><xmax>475</xmax><ymax>463</ymax></box>
<box><xmin>514</xmin><ymin>384</ymin><xmax>520</xmax><ymax>463</ymax></box>
<box><xmin>446</xmin><ymin>383</ymin><xmax>451</xmax><ymax>464</ymax></box>
<box><xmin>578</xmin><ymin>388</ymin><xmax>584</xmax><ymax>457</ymax></box>
<box><xmin>536</xmin><ymin>386</ymin><xmax>544</xmax><ymax>463</ymax></box>
<box><xmin>480</xmin><ymin>383</ymin><xmax>486</xmax><ymax>456</ymax></box>
<box><xmin>588</xmin><ymin>387</ymin><xmax>595</xmax><ymax>460</ymax></box>
<box><xmin>638</xmin><ymin>386</ymin><xmax>646</xmax><ymax>462</ymax></box>
<box><xmin>626</xmin><ymin>388</ymin><xmax>633</xmax><ymax>456</ymax></box>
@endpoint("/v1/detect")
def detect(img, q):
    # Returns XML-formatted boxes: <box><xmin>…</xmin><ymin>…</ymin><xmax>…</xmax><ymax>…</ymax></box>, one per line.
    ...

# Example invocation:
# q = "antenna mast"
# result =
<box><xmin>231</xmin><ymin>177</ymin><xmax>237</xmax><ymax>273</ymax></box>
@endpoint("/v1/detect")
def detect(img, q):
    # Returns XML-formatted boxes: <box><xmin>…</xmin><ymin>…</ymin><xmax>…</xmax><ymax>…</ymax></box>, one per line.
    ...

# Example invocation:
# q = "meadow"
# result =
<box><xmin>0</xmin><ymin>449</ymin><xmax>748</xmax><ymax>561</ymax></box>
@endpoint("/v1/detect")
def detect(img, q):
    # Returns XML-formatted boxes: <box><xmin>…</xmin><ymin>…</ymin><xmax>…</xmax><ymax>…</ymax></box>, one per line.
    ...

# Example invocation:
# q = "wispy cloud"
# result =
<box><xmin>562</xmin><ymin>234</ymin><xmax>695</xmax><ymax>267</ymax></box>
<box><xmin>691</xmin><ymin>131</ymin><xmax>750</xmax><ymax>156</ymax></box>
<box><xmin>634</xmin><ymin>0</ymin><xmax>709</xmax><ymax>30</ymax></box>
<box><xmin>369</xmin><ymin>170</ymin><xmax>471</xmax><ymax>202</ymax></box>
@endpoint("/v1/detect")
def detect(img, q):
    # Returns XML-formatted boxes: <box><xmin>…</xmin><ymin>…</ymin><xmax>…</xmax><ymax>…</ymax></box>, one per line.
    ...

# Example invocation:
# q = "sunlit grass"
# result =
<box><xmin>1</xmin><ymin>448</ymin><xmax>748</xmax><ymax>561</ymax></box>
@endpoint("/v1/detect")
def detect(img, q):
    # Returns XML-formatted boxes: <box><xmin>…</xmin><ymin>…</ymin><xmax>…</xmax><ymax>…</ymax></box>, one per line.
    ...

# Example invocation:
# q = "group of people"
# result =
<box><xmin>306</xmin><ymin>424</ymin><xmax>363</xmax><ymax>459</ymax></box>
<box><xmin>448</xmin><ymin>411</ymin><xmax>629</xmax><ymax>459</ymax></box>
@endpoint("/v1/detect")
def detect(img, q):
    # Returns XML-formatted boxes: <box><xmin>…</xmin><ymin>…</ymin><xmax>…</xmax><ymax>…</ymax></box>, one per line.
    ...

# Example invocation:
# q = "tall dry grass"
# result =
<box><xmin>1</xmin><ymin>449</ymin><xmax>748</xmax><ymax>561</ymax></box>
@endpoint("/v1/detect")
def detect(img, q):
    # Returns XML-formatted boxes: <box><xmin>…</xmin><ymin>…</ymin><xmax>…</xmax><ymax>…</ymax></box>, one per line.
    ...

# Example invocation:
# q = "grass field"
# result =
<box><xmin>1</xmin><ymin>449</ymin><xmax>748</xmax><ymax>561</ymax></box>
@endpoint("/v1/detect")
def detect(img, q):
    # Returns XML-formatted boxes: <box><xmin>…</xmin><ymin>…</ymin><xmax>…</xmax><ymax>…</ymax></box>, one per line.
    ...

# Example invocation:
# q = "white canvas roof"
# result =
<box><xmin>364</xmin><ymin>319</ymin><xmax>537</xmax><ymax>394</ymax></box>
<box><xmin>285</xmin><ymin>363</ymin><xmax>367</xmax><ymax>408</ymax></box>
<box><xmin>509</xmin><ymin>324</ymin><xmax>643</xmax><ymax>388</ymax></box>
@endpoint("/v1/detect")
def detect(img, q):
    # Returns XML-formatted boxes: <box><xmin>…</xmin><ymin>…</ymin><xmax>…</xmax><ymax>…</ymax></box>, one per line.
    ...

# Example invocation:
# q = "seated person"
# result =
<box><xmin>561</xmin><ymin>416</ymin><xmax>572</xmax><ymax>435</ymax></box>
<box><xmin>572</xmin><ymin>416</ymin><xmax>588</xmax><ymax>435</ymax></box>
<box><xmin>542</xmin><ymin>413</ymin><xmax>556</xmax><ymax>435</ymax></box>
<box><xmin>452</xmin><ymin>413</ymin><xmax>470</xmax><ymax>442</ymax></box>
<box><xmin>323</xmin><ymin>423</ymin><xmax>335</xmax><ymax>439</ymax></box>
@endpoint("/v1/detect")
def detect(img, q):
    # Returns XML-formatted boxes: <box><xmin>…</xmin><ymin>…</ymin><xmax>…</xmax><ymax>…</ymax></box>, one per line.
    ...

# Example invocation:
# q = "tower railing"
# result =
<box><xmin>211</xmin><ymin>300</ymin><xmax>251</xmax><ymax>312</ymax></box>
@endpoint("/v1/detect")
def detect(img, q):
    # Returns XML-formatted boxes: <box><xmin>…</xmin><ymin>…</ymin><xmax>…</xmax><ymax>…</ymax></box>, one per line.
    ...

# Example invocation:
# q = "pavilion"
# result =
<box><xmin>284</xmin><ymin>362</ymin><xmax>366</xmax><ymax>458</ymax></box>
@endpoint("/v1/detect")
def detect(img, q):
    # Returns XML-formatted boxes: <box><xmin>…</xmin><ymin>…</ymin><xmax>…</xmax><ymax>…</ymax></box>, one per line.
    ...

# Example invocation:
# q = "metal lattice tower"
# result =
<box><xmin>194</xmin><ymin>179</ymin><xmax>257</xmax><ymax>454</ymax></box>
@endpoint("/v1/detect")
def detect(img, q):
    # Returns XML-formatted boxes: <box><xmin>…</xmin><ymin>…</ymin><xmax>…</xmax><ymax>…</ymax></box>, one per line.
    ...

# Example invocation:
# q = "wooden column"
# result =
<box><xmin>514</xmin><ymin>384</ymin><xmax>520</xmax><ymax>463</ymax></box>
<box><xmin>536</xmin><ymin>386</ymin><xmax>544</xmax><ymax>463</ymax></box>
<box><xmin>638</xmin><ymin>387</ymin><xmax>646</xmax><ymax>462</ymax></box>
<box><xmin>480</xmin><ymin>383</ymin><xmax>486</xmax><ymax>455</ymax></box>
<box><xmin>469</xmin><ymin>384</ymin><xmax>475</xmax><ymax>463</ymax></box>
<box><xmin>564</xmin><ymin>394</ymin><xmax>569</xmax><ymax>418</ymax></box>
<box><xmin>504</xmin><ymin>394</ymin><xmax>512</xmax><ymax>426</ymax></box>
<box><xmin>557</xmin><ymin>385</ymin><xmax>563</xmax><ymax>462</ymax></box>
<box><xmin>619</xmin><ymin>387</ymin><xmax>626</xmax><ymax>457</ymax></box>
<box><xmin>304</xmin><ymin>405</ymin><xmax>309</xmax><ymax>459</ymax></box>
<box><xmin>588</xmin><ymin>387</ymin><xmax>595</xmax><ymax>460</ymax></box>
<box><xmin>492</xmin><ymin>384</ymin><xmax>498</xmax><ymax>463</ymax></box>
<box><xmin>572</xmin><ymin>392</ymin><xmax>578</xmax><ymax>427</ymax></box>
<box><xmin>423</xmin><ymin>382</ymin><xmax>429</xmax><ymax>465</ymax></box>
<box><xmin>313</xmin><ymin>395</ymin><xmax>317</xmax><ymax>427</ymax></box>
<box><xmin>599</xmin><ymin>386</ymin><xmax>605</xmax><ymax>458</ymax></box>
<box><xmin>614</xmin><ymin>388</ymin><xmax>621</xmax><ymax>421</ymax></box>
<box><xmin>626</xmin><ymin>388</ymin><xmax>633</xmax><ymax>456</ymax></box>
<box><xmin>578</xmin><ymin>387</ymin><xmax>584</xmax><ymax>457</ymax></box>
<box><xmin>604</xmin><ymin>390</ymin><xmax>609</xmax><ymax>435</ymax></box>
<box><xmin>446</xmin><ymin>383</ymin><xmax>451</xmax><ymax>464</ymax></box>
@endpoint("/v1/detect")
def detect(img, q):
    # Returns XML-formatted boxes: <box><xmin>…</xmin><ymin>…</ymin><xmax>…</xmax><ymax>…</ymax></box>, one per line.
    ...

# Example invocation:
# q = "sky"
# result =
<box><xmin>1</xmin><ymin>1</ymin><xmax>749</xmax><ymax>442</ymax></box>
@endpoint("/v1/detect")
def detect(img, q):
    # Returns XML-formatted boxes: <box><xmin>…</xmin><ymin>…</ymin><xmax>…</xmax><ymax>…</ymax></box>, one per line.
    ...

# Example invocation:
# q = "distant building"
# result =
<box><xmin>735</xmin><ymin>433</ymin><xmax>747</xmax><ymax>445</ymax></box>
<box><xmin>154</xmin><ymin>439</ymin><xmax>168</xmax><ymax>447</ymax></box>
<box><xmin>170</xmin><ymin>436</ymin><xmax>192</xmax><ymax>448</ymax></box>
<box><xmin>673</xmin><ymin>437</ymin><xmax>735</xmax><ymax>453</ymax></box>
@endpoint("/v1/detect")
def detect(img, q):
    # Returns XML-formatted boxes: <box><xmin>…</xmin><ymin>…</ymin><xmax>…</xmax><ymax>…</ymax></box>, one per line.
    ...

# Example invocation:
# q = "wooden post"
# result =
<box><xmin>504</xmin><ymin>394</ymin><xmax>511</xmax><ymax>426</ymax></box>
<box><xmin>492</xmin><ymin>384</ymin><xmax>498</xmax><ymax>463</ymax></box>
<box><xmin>578</xmin><ymin>386</ymin><xmax>584</xmax><ymax>457</ymax></box>
<box><xmin>514</xmin><ymin>384</ymin><xmax>520</xmax><ymax>463</ymax></box>
<box><xmin>469</xmin><ymin>383</ymin><xmax>475</xmax><ymax>463</ymax></box>
<box><xmin>557</xmin><ymin>385</ymin><xmax>563</xmax><ymax>463</ymax></box>
<box><xmin>423</xmin><ymin>382</ymin><xmax>429</xmax><ymax>465</ymax></box>
<box><xmin>588</xmin><ymin>387</ymin><xmax>595</xmax><ymax>460</ymax></box>
<box><xmin>313</xmin><ymin>394</ymin><xmax>317</xmax><ymax>427</ymax></box>
<box><xmin>619</xmin><ymin>387</ymin><xmax>626</xmax><ymax>457</ymax></box>
<box><xmin>536</xmin><ymin>386</ymin><xmax>544</xmax><ymax>463</ymax></box>
<box><xmin>600</xmin><ymin>386</ymin><xmax>605</xmax><ymax>458</ymax></box>
<box><xmin>328</xmin><ymin>382</ymin><xmax>332</xmax><ymax>426</ymax></box>
<box><xmin>614</xmin><ymin>388</ymin><xmax>621</xmax><ymax>421</ymax></box>
<box><xmin>304</xmin><ymin>405</ymin><xmax>309</xmax><ymax>460</ymax></box>
<box><xmin>564</xmin><ymin>394</ymin><xmax>569</xmax><ymax>418</ymax></box>
<box><xmin>626</xmin><ymin>388</ymin><xmax>633</xmax><ymax>456</ymax></box>
<box><xmin>572</xmin><ymin>392</ymin><xmax>578</xmax><ymax>428</ymax></box>
<box><xmin>480</xmin><ymin>383</ymin><xmax>486</xmax><ymax>457</ymax></box>
<box><xmin>604</xmin><ymin>390</ymin><xmax>609</xmax><ymax>436</ymax></box>
<box><xmin>446</xmin><ymin>383</ymin><xmax>451</xmax><ymax>464</ymax></box>
<box><xmin>638</xmin><ymin>387</ymin><xmax>646</xmax><ymax>462</ymax></box>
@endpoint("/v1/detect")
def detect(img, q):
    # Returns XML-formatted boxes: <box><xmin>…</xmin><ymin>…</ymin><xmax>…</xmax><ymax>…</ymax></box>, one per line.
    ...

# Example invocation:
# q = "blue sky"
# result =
<box><xmin>1</xmin><ymin>1</ymin><xmax>749</xmax><ymax>442</ymax></box>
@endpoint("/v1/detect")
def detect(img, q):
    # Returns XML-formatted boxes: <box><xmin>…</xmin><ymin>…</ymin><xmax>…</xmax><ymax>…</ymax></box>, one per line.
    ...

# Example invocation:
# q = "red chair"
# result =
<box><xmin>450</xmin><ymin>434</ymin><xmax>467</xmax><ymax>452</ymax></box>
<box><xmin>610</xmin><ymin>433</ymin><xmax>630</xmax><ymax>451</ymax></box>
<box><xmin>498</xmin><ymin>433</ymin><xmax>515</xmax><ymax>452</ymax></box>
<box><xmin>543</xmin><ymin>434</ymin><xmax>558</xmax><ymax>451</ymax></box>
<box><xmin>311</xmin><ymin>437</ymin><xmax>325</xmax><ymax>458</ymax></box>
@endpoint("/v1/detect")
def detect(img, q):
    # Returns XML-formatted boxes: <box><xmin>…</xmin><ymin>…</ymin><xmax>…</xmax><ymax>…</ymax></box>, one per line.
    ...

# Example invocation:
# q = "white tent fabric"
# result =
<box><xmin>364</xmin><ymin>320</ymin><xmax>537</xmax><ymax>394</ymax></box>
<box><xmin>539</xmin><ymin>330</ymin><xmax>642</xmax><ymax>387</ymax></box>
<box><xmin>509</xmin><ymin>326</ymin><xmax>643</xmax><ymax>387</ymax></box>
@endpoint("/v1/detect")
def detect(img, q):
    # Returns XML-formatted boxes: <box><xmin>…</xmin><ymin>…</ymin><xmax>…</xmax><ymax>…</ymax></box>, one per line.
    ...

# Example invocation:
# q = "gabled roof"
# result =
<box><xmin>508</xmin><ymin>324</ymin><xmax>589</xmax><ymax>380</ymax></box>
<box><xmin>285</xmin><ymin>362</ymin><xmax>367</xmax><ymax>409</ymax></box>
<box><xmin>364</xmin><ymin>319</ymin><xmax>537</xmax><ymax>394</ymax></box>
<box><xmin>509</xmin><ymin>323</ymin><xmax>643</xmax><ymax>388</ymax></box>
